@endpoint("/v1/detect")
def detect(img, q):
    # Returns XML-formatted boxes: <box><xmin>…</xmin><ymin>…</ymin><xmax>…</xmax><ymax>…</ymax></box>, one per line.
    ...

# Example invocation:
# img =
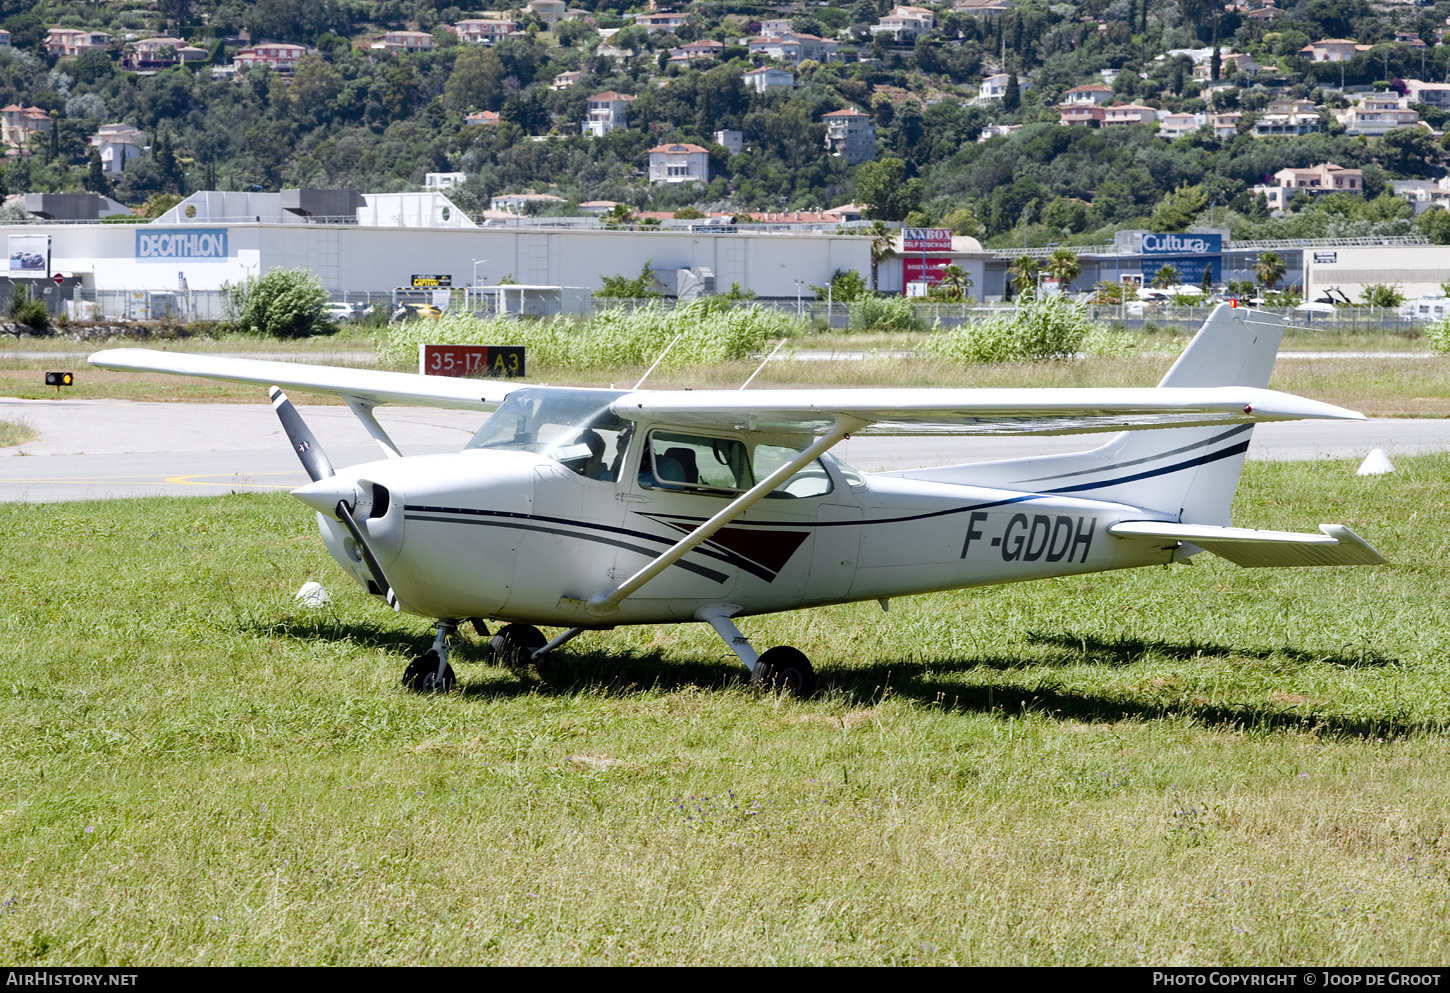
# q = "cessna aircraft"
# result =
<box><xmin>90</xmin><ymin>303</ymin><xmax>1384</xmax><ymax>696</ymax></box>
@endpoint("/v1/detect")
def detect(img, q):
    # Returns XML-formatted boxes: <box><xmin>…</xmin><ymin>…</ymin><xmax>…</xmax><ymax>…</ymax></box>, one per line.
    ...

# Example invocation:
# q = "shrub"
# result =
<box><xmin>224</xmin><ymin>267</ymin><xmax>334</xmax><ymax>338</ymax></box>
<box><xmin>8</xmin><ymin>284</ymin><xmax>49</xmax><ymax>332</ymax></box>
<box><xmin>848</xmin><ymin>295</ymin><xmax>924</xmax><ymax>333</ymax></box>
<box><xmin>1424</xmin><ymin>316</ymin><xmax>1450</xmax><ymax>353</ymax></box>
<box><xmin>921</xmin><ymin>295</ymin><xmax>1125</xmax><ymax>363</ymax></box>
<box><xmin>376</xmin><ymin>302</ymin><xmax>808</xmax><ymax>371</ymax></box>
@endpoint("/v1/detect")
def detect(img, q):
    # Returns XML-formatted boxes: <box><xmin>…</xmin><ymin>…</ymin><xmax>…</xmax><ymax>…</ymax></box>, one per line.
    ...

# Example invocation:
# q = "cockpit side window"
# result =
<box><xmin>465</xmin><ymin>388</ymin><xmax>629</xmax><ymax>482</ymax></box>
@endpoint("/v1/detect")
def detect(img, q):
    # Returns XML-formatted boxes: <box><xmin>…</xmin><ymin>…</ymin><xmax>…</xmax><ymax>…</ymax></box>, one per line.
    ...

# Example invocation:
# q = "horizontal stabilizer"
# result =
<box><xmin>1108</xmin><ymin>521</ymin><xmax>1386</xmax><ymax>568</ymax></box>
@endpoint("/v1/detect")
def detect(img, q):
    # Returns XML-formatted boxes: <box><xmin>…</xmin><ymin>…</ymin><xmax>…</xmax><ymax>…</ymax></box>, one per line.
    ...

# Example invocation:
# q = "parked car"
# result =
<box><xmin>323</xmin><ymin>302</ymin><xmax>358</xmax><ymax>322</ymax></box>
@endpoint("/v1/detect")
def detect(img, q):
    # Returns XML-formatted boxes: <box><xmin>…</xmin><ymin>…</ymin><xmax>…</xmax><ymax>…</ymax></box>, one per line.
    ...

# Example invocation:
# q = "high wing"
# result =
<box><xmin>611</xmin><ymin>386</ymin><xmax>1364</xmax><ymax>436</ymax></box>
<box><xmin>88</xmin><ymin>348</ymin><xmax>520</xmax><ymax>411</ymax></box>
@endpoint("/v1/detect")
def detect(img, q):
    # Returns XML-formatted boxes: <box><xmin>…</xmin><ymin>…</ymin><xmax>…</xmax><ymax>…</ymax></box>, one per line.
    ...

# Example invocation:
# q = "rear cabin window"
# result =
<box><xmin>641</xmin><ymin>431</ymin><xmax>752</xmax><ymax>493</ymax></box>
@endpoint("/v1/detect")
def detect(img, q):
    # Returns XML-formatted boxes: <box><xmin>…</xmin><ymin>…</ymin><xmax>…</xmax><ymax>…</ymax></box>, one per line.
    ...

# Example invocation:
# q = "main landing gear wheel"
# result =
<box><xmin>490</xmin><ymin>623</ymin><xmax>547</xmax><ymax>669</ymax></box>
<box><xmin>753</xmin><ymin>646</ymin><xmax>817</xmax><ymax>698</ymax></box>
<box><xmin>402</xmin><ymin>650</ymin><xmax>456</xmax><ymax>693</ymax></box>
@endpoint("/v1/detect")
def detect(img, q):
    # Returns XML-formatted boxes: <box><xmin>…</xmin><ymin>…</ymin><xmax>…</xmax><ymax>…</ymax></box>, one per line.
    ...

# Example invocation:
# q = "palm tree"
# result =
<box><xmin>869</xmin><ymin>220</ymin><xmax>895</xmax><ymax>293</ymax></box>
<box><xmin>1008</xmin><ymin>255</ymin><xmax>1040</xmax><ymax>299</ymax></box>
<box><xmin>1254</xmin><ymin>250</ymin><xmax>1286</xmax><ymax>292</ymax></box>
<box><xmin>1150</xmin><ymin>263</ymin><xmax>1180</xmax><ymax>289</ymax></box>
<box><xmin>1045</xmin><ymin>247</ymin><xmax>1082</xmax><ymax>291</ymax></box>
<box><xmin>937</xmin><ymin>264</ymin><xmax>973</xmax><ymax>301</ymax></box>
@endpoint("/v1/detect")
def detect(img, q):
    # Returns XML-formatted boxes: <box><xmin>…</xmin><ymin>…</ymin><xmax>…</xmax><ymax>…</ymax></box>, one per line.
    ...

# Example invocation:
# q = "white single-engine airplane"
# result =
<box><xmin>90</xmin><ymin>303</ymin><xmax>1384</xmax><ymax>695</ymax></box>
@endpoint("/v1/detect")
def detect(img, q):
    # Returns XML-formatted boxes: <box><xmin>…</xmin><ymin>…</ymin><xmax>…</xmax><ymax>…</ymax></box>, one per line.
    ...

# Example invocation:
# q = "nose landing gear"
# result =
<box><xmin>402</xmin><ymin>620</ymin><xmax>458</xmax><ymax>693</ymax></box>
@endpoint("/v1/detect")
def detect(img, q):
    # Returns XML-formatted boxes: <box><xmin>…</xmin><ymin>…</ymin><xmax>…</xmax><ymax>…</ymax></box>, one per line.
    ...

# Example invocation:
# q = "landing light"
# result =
<box><xmin>45</xmin><ymin>372</ymin><xmax>73</xmax><ymax>395</ymax></box>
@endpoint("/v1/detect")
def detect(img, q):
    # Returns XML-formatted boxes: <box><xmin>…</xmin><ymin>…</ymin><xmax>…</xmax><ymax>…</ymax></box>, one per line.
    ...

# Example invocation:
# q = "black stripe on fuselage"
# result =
<box><xmin>404</xmin><ymin>512</ymin><xmax>732</xmax><ymax>583</ymax></box>
<box><xmin>1016</xmin><ymin>425</ymin><xmax>1253</xmax><ymax>484</ymax></box>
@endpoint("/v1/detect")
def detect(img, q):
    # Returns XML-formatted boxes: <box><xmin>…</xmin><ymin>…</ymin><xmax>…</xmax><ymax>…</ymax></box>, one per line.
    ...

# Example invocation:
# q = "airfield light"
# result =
<box><xmin>45</xmin><ymin>371</ymin><xmax>74</xmax><ymax>395</ymax></box>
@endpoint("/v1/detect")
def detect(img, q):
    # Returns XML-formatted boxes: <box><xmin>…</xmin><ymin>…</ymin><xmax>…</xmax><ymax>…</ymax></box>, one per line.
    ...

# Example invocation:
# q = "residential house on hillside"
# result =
<box><xmin>1157</xmin><ymin>111</ymin><xmax>1204</xmax><ymax>138</ymax></box>
<box><xmin>1252</xmin><ymin>98</ymin><xmax>1320</xmax><ymax>136</ymax></box>
<box><xmin>743</xmin><ymin>66</ymin><xmax>794</xmax><ymax>93</ymax></box>
<box><xmin>89</xmin><ymin>122</ymin><xmax>144</xmax><ymax>177</ymax></box>
<box><xmin>978</xmin><ymin>73</ymin><xmax>1026</xmax><ymax>102</ymax></box>
<box><xmin>873</xmin><ymin>5</ymin><xmax>935</xmax><ymax>42</ymax></box>
<box><xmin>1102</xmin><ymin>103</ymin><xmax>1156</xmax><ymax>125</ymax></box>
<box><xmin>376</xmin><ymin>30</ymin><xmax>435</xmax><ymax>52</ymax></box>
<box><xmin>233</xmin><ymin>43</ymin><xmax>308</xmax><ymax>72</ymax></box>
<box><xmin>465</xmin><ymin>111</ymin><xmax>501</xmax><ymax>125</ymax></box>
<box><xmin>1209</xmin><ymin>111</ymin><xmax>1242</xmax><ymax>137</ymax></box>
<box><xmin>759</xmin><ymin>19</ymin><xmax>793</xmax><ymax>37</ymax></box>
<box><xmin>747</xmin><ymin>33</ymin><xmax>838</xmax><ymax>63</ymax></box>
<box><xmin>1057</xmin><ymin>103</ymin><xmax>1104</xmax><ymax>126</ymax></box>
<box><xmin>978</xmin><ymin>123</ymin><xmax>1022</xmax><ymax>141</ymax></box>
<box><xmin>453</xmin><ymin>19</ymin><xmax>517</xmax><ymax>44</ymax></box>
<box><xmin>1405</xmin><ymin>79</ymin><xmax>1450</xmax><ymax>108</ymax></box>
<box><xmin>490</xmin><ymin>192</ymin><xmax>566</xmax><ymax>212</ymax></box>
<box><xmin>1253</xmin><ymin>163</ymin><xmax>1362</xmax><ymax>209</ymax></box>
<box><xmin>1242</xmin><ymin>2</ymin><xmax>1284</xmax><ymax>21</ymax></box>
<box><xmin>636</xmin><ymin>12</ymin><xmax>685</xmax><ymax>30</ymax></box>
<box><xmin>714</xmin><ymin>129</ymin><xmax>743</xmax><ymax>153</ymax></box>
<box><xmin>649</xmin><ymin>143</ymin><xmax>710</xmax><ymax>184</ymax></box>
<box><xmin>1</xmin><ymin>105</ymin><xmax>52</xmax><ymax>150</ymax></box>
<box><xmin>129</xmin><ymin>36</ymin><xmax>189</xmax><ymax>69</ymax></box>
<box><xmin>582</xmin><ymin>91</ymin><xmax>635</xmax><ymax>136</ymax></box>
<box><xmin>425</xmin><ymin>172</ymin><xmax>467</xmax><ymax>191</ymax></box>
<box><xmin>46</xmin><ymin>28</ymin><xmax>111</xmax><ymax>57</ymax></box>
<box><xmin>823</xmin><ymin>108</ymin><xmax>876</xmax><ymax>164</ymax></box>
<box><xmin>1394</xmin><ymin>31</ymin><xmax>1427</xmax><ymax>48</ymax></box>
<box><xmin>1192</xmin><ymin>52</ymin><xmax>1259</xmax><ymax>80</ymax></box>
<box><xmin>550</xmin><ymin>71</ymin><xmax>583</xmax><ymax>89</ymax></box>
<box><xmin>526</xmin><ymin>0</ymin><xmax>567</xmax><ymax>26</ymax></box>
<box><xmin>1062</xmin><ymin>83</ymin><xmax>1113</xmax><ymax>104</ymax></box>
<box><xmin>668</xmin><ymin>39</ymin><xmax>724</xmax><ymax>63</ymax></box>
<box><xmin>0</xmin><ymin>30</ymin><xmax>10</xmax><ymax>49</ymax></box>
<box><xmin>1299</xmin><ymin>38</ymin><xmax>1370</xmax><ymax>62</ymax></box>
<box><xmin>1338</xmin><ymin>94</ymin><xmax>1419</xmax><ymax>136</ymax></box>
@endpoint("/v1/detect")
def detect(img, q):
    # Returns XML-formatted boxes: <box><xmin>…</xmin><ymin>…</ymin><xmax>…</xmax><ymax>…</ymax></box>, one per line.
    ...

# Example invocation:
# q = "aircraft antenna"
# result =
<box><xmin>738</xmin><ymin>339</ymin><xmax>786</xmax><ymax>390</ymax></box>
<box><xmin>634</xmin><ymin>332</ymin><xmax>684</xmax><ymax>390</ymax></box>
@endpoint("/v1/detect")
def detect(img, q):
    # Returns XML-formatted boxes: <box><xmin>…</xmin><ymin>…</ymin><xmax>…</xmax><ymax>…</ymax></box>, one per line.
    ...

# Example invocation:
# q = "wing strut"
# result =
<box><xmin>586</xmin><ymin>415</ymin><xmax>867</xmax><ymax>616</ymax></box>
<box><xmin>342</xmin><ymin>396</ymin><xmax>403</xmax><ymax>459</ymax></box>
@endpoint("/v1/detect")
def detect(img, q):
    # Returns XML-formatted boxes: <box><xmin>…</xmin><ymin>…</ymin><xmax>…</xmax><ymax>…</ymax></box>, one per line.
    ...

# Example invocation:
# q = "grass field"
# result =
<box><xmin>0</xmin><ymin>454</ymin><xmax>1447</xmax><ymax>965</ymax></box>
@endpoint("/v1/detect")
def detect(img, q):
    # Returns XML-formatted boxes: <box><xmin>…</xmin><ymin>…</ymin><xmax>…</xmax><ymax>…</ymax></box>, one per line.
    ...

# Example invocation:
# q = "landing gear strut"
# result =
<box><xmin>402</xmin><ymin>620</ymin><xmax>457</xmax><ymax>693</ymax></box>
<box><xmin>696</xmin><ymin>604</ymin><xmax>816</xmax><ymax>698</ymax></box>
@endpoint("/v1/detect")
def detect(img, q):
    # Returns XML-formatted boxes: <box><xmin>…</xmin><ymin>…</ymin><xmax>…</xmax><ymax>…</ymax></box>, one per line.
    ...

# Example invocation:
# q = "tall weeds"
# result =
<box><xmin>919</xmin><ymin>295</ymin><xmax>1139</xmax><ymax>363</ymax></box>
<box><xmin>377</xmin><ymin>303</ymin><xmax>809</xmax><ymax>371</ymax></box>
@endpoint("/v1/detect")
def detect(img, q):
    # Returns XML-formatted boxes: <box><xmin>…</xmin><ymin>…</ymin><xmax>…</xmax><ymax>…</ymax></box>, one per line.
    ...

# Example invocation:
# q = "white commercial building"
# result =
<box><xmin>4</xmin><ymin>190</ymin><xmax>870</xmax><ymax>314</ymax></box>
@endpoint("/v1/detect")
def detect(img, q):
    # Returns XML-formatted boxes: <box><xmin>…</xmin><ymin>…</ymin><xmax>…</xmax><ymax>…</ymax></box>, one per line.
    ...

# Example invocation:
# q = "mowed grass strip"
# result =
<box><xmin>0</xmin><ymin>456</ymin><xmax>1447</xmax><ymax>965</ymax></box>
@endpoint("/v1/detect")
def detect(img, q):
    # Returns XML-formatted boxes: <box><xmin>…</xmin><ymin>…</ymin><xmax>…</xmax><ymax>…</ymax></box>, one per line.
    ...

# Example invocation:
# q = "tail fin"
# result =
<box><xmin>897</xmin><ymin>303</ymin><xmax>1287</xmax><ymax>524</ymax></box>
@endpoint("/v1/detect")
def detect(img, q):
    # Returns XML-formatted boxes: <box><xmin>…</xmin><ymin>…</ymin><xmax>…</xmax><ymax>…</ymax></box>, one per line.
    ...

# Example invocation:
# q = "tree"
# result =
<box><xmin>1418</xmin><ymin>206</ymin><xmax>1450</xmax><ymax>245</ymax></box>
<box><xmin>84</xmin><ymin>149</ymin><xmax>110</xmax><ymax>196</ymax></box>
<box><xmin>1151</xmin><ymin>264</ymin><xmax>1180</xmax><ymax>288</ymax></box>
<box><xmin>810</xmin><ymin>268</ymin><xmax>870</xmax><ymax>302</ymax></box>
<box><xmin>597</xmin><ymin>261</ymin><xmax>659</xmax><ymax>298</ymax></box>
<box><xmin>933</xmin><ymin>264</ymin><xmax>973</xmax><ymax>301</ymax></box>
<box><xmin>854</xmin><ymin>157</ymin><xmax>922</xmax><ymax>222</ymax></box>
<box><xmin>1008</xmin><ymin>255</ymin><xmax>1040</xmax><ymax>298</ymax></box>
<box><xmin>1149</xmin><ymin>183</ymin><xmax>1209</xmax><ymax>233</ymax></box>
<box><xmin>1361</xmin><ymin>283</ymin><xmax>1404</xmax><ymax>308</ymax></box>
<box><xmin>1001</xmin><ymin>70</ymin><xmax>1020</xmax><ymax>113</ymax></box>
<box><xmin>1045</xmin><ymin>248</ymin><xmax>1082</xmax><ymax>290</ymax></box>
<box><xmin>225</xmin><ymin>267</ymin><xmax>334</xmax><ymax>338</ymax></box>
<box><xmin>868</xmin><ymin>220</ymin><xmax>895</xmax><ymax>292</ymax></box>
<box><xmin>1254</xmin><ymin>251</ymin><xmax>1286</xmax><ymax>292</ymax></box>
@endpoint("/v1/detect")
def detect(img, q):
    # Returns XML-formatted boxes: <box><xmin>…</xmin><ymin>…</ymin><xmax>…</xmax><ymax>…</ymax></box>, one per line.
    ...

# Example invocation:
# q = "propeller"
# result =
<box><xmin>270</xmin><ymin>385</ymin><xmax>399</xmax><ymax>611</ymax></box>
<box><xmin>270</xmin><ymin>386</ymin><xmax>335</xmax><ymax>482</ymax></box>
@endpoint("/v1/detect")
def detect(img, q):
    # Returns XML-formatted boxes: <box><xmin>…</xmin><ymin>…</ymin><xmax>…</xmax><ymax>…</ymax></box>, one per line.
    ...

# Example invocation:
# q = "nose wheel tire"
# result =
<box><xmin>489</xmin><ymin>623</ymin><xmax>547</xmax><ymax>669</ymax></box>
<box><xmin>402</xmin><ymin>650</ymin><xmax>456</xmax><ymax>693</ymax></box>
<box><xmin>753</xmin><ymin>646</ymin><xmax>817</xmax><ymax>698</ymax></box>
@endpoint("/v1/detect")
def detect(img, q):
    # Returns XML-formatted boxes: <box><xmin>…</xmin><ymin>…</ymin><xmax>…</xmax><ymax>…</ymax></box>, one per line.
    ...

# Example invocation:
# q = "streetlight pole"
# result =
<box><xmin>794</xmin><ymin>279</ymin><xmax>803</xmax><ymax>318</ymax></box>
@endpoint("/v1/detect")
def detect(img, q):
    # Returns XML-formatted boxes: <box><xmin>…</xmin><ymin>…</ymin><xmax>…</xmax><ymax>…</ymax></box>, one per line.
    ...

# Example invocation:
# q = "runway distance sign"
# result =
<box><xmin>419</xmin><ymin>344</ymin><xmax>526</xmax><ymax>378</ymax></box>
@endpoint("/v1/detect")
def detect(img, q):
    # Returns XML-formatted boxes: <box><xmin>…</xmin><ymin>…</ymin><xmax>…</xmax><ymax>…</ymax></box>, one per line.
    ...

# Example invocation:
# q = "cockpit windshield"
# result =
<box><xmin>465</xmin><ymin>387</ymin><xmax>631</xmax><ymax>482</ymax></box>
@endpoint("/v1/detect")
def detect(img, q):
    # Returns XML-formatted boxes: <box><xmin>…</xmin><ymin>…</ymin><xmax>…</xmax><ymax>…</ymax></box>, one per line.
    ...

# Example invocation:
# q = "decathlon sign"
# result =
<box><xmin>1140</xmin><ymin>232</ymin><xmax>1222</xmax><ymax>256</ymax></box>
<box><xmin>135</xmin><ymin>228</ymin><xmax>229</xmax><ymax>263</ymax></box>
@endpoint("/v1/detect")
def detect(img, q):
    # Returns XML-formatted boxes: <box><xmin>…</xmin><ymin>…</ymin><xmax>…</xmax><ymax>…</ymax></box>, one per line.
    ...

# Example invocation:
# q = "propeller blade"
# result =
<box><xmin>269</xmin><ymin>386</ymin><xmax>335</xmax><ymax>482</ymax></box>
<box><xmin>335</xmin><ymin>499</ymin><xmax>400</xmax><ymax>612</ymax></box>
